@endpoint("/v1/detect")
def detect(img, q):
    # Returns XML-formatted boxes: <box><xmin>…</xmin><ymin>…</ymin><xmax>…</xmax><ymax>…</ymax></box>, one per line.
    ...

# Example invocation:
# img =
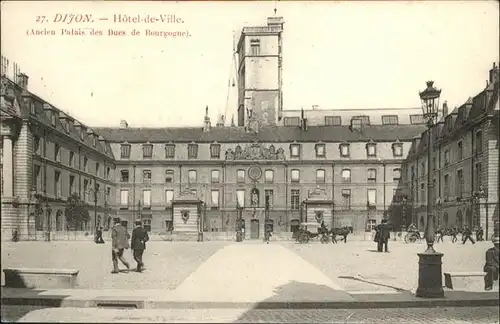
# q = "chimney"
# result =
<box><xmin>489</xmin><ymin>62</ymin><xmax>499</xmax><ymax>84</ymax></box>
<box><xmin>267</xmin><ymin>16</ymin><xmax>284</xmax><ymax>30</ymax></box>
<box><xmin>17</xmin><ymin>73</ymin><xmax>29</xmax><ymax>90</ymax></box>
<box><xmin>203</xmin><ymin>105</ymin><xmax>211</xmax><ymax>132</ymax></box>
<box><xmin>119</xmin><ymin>120</ymin><xmax>128</xmax><ymax>129</ymax></box>
<box><xmin>442</xmin><ymin>101</ymin><xmax>448</xmax><ymax>118</ymax></box>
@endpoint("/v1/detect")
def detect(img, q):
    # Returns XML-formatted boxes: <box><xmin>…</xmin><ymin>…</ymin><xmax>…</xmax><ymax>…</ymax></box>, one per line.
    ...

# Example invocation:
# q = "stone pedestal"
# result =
<box><xmin>302</xmin><ymin>186</ymin><xmax>334</xmax><ymax>228</ymax></box>
<box><xmin>416</xmin><ymin>250</ymin><xmax>445</xmax><ymax>298</ymax></box>
<box><xmin>171</xmin><ymin>189</ymin><xmax>204</xmax><ymax>241</ymax></box>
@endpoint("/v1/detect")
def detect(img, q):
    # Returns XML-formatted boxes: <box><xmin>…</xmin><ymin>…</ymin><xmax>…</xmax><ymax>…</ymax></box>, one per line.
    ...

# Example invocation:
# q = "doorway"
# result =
<box><xmin>250</xmin><ymin>219</ymin><xmax>259</xmax><ymax>239</ymax></box>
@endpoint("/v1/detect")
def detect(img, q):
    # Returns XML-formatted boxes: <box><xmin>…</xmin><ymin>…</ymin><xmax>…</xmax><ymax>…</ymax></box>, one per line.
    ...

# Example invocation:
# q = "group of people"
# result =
<box><xmin>110</xmin><ymin>217</ymin><xmax>150</xmax><ymax>273</ymax></box>
<box><xmin>407</xmin><ymin>223</ymin><xmax>484</xmax><ymax>244</ymax></box>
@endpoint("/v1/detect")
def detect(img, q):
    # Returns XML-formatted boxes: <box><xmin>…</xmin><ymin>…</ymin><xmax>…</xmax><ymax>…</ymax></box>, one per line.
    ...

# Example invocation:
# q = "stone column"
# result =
<box><xmin>2</xmin><ymin>135</ymin><xmax>13</xmax><ymax>197</ymax></box>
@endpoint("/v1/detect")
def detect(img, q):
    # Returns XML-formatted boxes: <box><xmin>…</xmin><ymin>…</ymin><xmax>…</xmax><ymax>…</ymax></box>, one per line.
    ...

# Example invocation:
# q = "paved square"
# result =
<box><xmin>1</xmin><ymin>241</ymin><xmax>228</xmax><ymax>290</ymax></box>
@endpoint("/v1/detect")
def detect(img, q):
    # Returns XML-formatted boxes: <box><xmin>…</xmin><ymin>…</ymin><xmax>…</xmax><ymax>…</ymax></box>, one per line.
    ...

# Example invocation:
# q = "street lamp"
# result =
<box><xmin>401</xmin><ymin>195</ymin><xmax>408</xmax><ymax>231</ymax></box>
<box><xmin>416</xmin><ymin>81</ymin><xmax>443</xmax><ymax>298</ymax></box>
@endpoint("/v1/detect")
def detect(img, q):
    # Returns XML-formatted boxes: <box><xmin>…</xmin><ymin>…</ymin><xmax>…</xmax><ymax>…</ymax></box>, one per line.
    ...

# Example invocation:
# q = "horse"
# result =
<box><xmin>330</xmin><ymin>226</ymin><xmax>350</xmax><ymax>244</ymax></box>
<box><xmin>435</xmin><ymin>227</ymin><xmax>462</xmax><ymax>243</ymax></box>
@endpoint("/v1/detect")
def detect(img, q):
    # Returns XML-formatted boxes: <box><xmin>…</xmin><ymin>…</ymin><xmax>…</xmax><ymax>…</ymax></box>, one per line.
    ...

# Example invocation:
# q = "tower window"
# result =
<box><xmin>250</xmin><ymin>39</ymin><xmax>260</xmax><ymax>56</ymax></box>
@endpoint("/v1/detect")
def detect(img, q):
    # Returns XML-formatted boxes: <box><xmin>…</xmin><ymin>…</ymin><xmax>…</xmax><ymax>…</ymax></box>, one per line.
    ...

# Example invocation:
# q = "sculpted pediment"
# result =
<box><xmin>225</xmin><ymin>143</ymin><xmax>286</xmax><ymax>161</ymax></box>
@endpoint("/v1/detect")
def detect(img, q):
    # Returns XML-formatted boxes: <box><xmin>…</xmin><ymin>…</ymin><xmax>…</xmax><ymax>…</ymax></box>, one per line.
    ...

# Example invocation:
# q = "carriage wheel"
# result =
<box><xmin>320</xmin><ymin>235</ymin><xmax>329</xmax><ymax>244</ymax></box>
<box><xmin>404</xmin><ymin>233</ymin><xmax>411</xmax><ymax>244</ymax></box>
<box><xmin>408</xmin><ymin>234</ymin><xmax>418</xmax><ymax>243</ymax></box>
<box><xmin>298</xmin><ymin>233</ymin><xmax>308</xmax><ymax>244</ymax></box>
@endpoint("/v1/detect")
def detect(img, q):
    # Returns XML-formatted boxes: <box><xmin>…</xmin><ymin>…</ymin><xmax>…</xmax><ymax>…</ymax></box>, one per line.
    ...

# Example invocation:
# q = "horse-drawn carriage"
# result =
<box><xmin>293</xmin><ymin>222</ymin><xmax>350</xmax><ymax>244</ymax></box>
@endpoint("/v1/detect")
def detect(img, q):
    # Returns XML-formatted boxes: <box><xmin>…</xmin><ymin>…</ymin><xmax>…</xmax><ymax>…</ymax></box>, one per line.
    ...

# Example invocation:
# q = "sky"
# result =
<box><xmin>1</xmin><ymin>1</ymin><xmax>499</xmax><ymax>128</ymax></box>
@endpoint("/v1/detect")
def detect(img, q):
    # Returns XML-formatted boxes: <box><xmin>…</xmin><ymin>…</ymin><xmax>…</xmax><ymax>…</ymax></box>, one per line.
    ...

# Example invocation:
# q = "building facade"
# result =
<box><xmin>1</xmin><ymin>71</ymin><xmax>116</xmax><ymax>241</ymax></box>
<box><xmin>11</xmin><ymin>17</ymin><xmax>498</xmax><ymax>240</ymax></box>
<box><xmin>391</xmin><ymin>63</ymin><xmax>499</xmax><ymax>239</ymax></box>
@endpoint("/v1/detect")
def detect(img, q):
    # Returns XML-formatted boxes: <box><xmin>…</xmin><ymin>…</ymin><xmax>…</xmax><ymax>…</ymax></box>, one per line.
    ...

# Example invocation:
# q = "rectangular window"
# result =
<box><xmin>83</xmin><ymin>179</ymin><xmax>88</xmax><ymax>202</ymax></box>
<box><xmin>367</xmin><ymin>189</ymin><xmax>377</xmax><ymax>207</ymax></box>
<box><xmin>340</xmin><ymin>144</ymin><xmax>350</xmax><ymax>157</ymax></box>
<box><xmin>290</xmin><ymin>144</ymin><xmax>300</xmax><ymax>158</ymax></box>
<box><xmin>457</xmin><ymin>141</ymin><xmax>463</xmax><ymax>160</ymax></box>
<box><xmin>120</xmin><ymin>170</ymin><xmax>129</xmax><ymax>182</ymax></box>
<box><xmin>165</xmin><ymin>169</ymin><xmax>174</xmax><ymax>183</ymax></box>
<box><xmin>410</xmin><ymin>114</ymin><xmax>425</xmax><ymax>124</ymax></box>
<box><xmin>284</xmin><ymin>117</ymin><xmax>300</xmax><ymax>127</ymax></box>
<box><xmin>316</xmin><ymin>169</ymin><xmax>325</xmax><ymax>183</ymax></box>
<box><xmin>420</xmin><ymin>183</ymin><xmax>425</xmax><ymax>205</ymax></box>
<box><xmin>69</xmin><ymin>151</ymin><xmax>74</xmax><ymax>167</ymax></box>
<box><xmin>188</xmin><ymin>144</ymin><xmax>198</xmax><ymax>159</ymax></box>
<box><xmin>291</xmin><ymin>169</ymin><xmax>300</xmax><ymax>182</ymax></box>
<box><xmin>210</xmin><ymin>144</ymin><xmax>221</xmax><ymax>159</ymax></box>
<box><xmin>456</xmin><ymin>170</ymin><xmax>464</xmax><ymax>197</ymax></box>
<box><xmin>33</xmin><ymin>165</ymin><xmax>41</xmax><ymax>191</ymax></box>
<box><xmin>191</xmin><ymin>189</ymin><xmax>197</xmax><ymax>196</ymax></box>
<box><xmin>475</xmin><ymin>131</ymin><xmax>483</xmax><ymax>154</ymax></box>
<box><xmin>51</xmin><ymin>113</ymin><xmax>56</xmax><ymax>126</ymax></box>
<box><xmin>315</xmin><ymin>144</ymin><xmax>325</xmax><ymax>157</ymax></box>
<box><xmin>366</xmin><ymin>144</ymin><xmax>377</xmax><ymax>157</ymax></box>
<box><xmin>236</xmin><ymin>189</ymin><xmax>245</xmax><ymax>208</ymax></box>
<box><xmin>165</xmin><ymin>189</ymin><xmax>174</xmax><ymax>207</ymax></box>
<box><xmin>237</xmin><ymin>169</ymin><xmax>245</xmax><ymax>183</ymax></box>
<box><xmin>188</xmin><ymin>170</ymin><xmax>197</xmax><ymax>183</ymax></box>
<box><xmin>211</xmin><ymin>190</ymin><xmax>219</xmax><ymax>210</ymax></box>
<box><xmin>54</xmin><ymin>144</ymin><xmax>60</xmax><ymax>162</ymax></box>
<box><xmin>30</xmin><ymin>101</ymin><xmax>36</xmax><ymax>115</ymax></box>
<box><xmin>96</xmin><ymin>163</ymin><xmax>100</xmax><ymax>177</ymax></box>
<box><xmin>34</xmin><ymin>136</ymin><xmax>40</xmax><ymax>155</ymax></box>
<box><xmin>325</xmin><ymin>116</ymin><xmax>341</xmax><ymax>126</ymax></box>
<box><xmin>475</xmin><ymin>163</ymin><xmax>482</xmax><ymax>190</ymax></box>
<box><xmin>165</xmin><ymin>144</ymin><xmax>175</xmax><ymax>158</ymax></box>
<box><xmin>392</xmin><ymin>143</ymin><xmax>403</xmax><ymax>157</ymax></box>
<box><xmin>265</xmin><ymin>170</ymin><xmax>274</xmax><ymax>183</ymax></box>
<box><xmin>382</xmin><ymin>115</ymin><xmax>399</xmax><ymax>125</ymax></box>
<box><xmin>393</xmin><ymin>168</ymin><xmax>401</xmax><ymax>181</ymax></box>
<box><xmin>142</xmin><ymin>170</ymin><xmax>152</xmax><ymax>182</ymax></box>
<box><xmin>342</xmin><ymin>189</ymin><xmax>351</xmax><ymax>210</ymax></box>
<box><xmin>143</xmin><ymin>189</ymin><xmax>151</xmax><ymax>208</ymax></box>
<box><xmin>143</xmin><ymin>144</ymin><xmax>153</xmax><ymax>158</ymax></box>
<box><xmin>69</xmin><ymin>175</ymin><xmax>75</xmax><ymax>195</ymax></box>
<box><xmin>444</xmin><ymin>150</ymin><xmax>450</xmax><ymax>166</ymax></box>
<box><xmin>291</xmin><ymin>189</ymin><xmax>300</xmax><ymax>210</ymax></box>
<box><xmin>211</xmin><ymin>170</ymin><xmax>220</xmax><ymax>183</ymax></box>
<box><xmin>341</xmin><ymin>169</ymin><xmax>351</xmax><ymax>183</ymax></box>
<box><xmin>250</xmin><ymin>40</ymin><xmax>260</xmax><ymax>56</ymax></box>
<box><xmin>120</xmin><ymin>144</ymin><xmax>131</xmax><ymax>159</ymax></box>
<box><xmin>367</xmin><ymin>168</ymin><xmax>377</xmax><ymax>183</ymax></box>
<box><xmin>83</xmin><ymin>157</ymin><xmax>88</xmax><ymax>172</ymax></box>
<box><xmin>366</xmin><ymin>219</ymin><xmax>377</xmax><ymax>231</ymax></box>
<box><xmin>54</xmin><ymin>171</ymin><xmax>61</xmax><ymax>198</ymax></box>
<box><xmin>265</xmin><ymin>189</ymin><xmax>274</xmax><ymax>208</ymax></box>
<box><xmin>120</xmin><ymin>189</ymin><xmax>129</xmax><ymax>207</ymax></box>
<box><xmin>444</xmin><ymin>175</ymin><xmax>450</xmax><ymax>199</ymax></box>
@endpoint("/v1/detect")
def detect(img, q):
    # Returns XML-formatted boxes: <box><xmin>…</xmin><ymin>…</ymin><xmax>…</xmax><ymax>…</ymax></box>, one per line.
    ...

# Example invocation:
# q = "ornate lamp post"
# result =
<box><xmin>401</xmin><ymin>195</ymin><xmax>408</xmax><ymax>231</ymax></box>
<box><xmin>415</xmin><ymin>81</ymin><xmax>444</xmax><ymax>298</ymax></box>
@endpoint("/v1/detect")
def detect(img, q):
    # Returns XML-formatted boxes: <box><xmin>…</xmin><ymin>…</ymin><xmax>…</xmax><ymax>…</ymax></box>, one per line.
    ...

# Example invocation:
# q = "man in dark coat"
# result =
<box><xmin>462</xmin><ymin>226</ymin><xmax>475</xmax><ymax>244</ymax></box>
<box><xmin>111</xmin><ymin>217</ymin><xmax>130</xmax><ymax>274</ymax></box>
<box><xmin>131</xmin><ymin>220</ymin><xmax>149</xmax><ymax>272</ymax></box>
<box><xmin>476</xmin><ymin>226</ymin><xmax>484</xmax><ymax>242</ymax></box>
<box><xmin>484</xmin><ymin>236</ymin><xmax>499</xmax><ymax>290</ymax></box>
<box><xmin>375</xmin><ymin>219</ymin><xmax>391</xmax><ymax>252</ymax></box>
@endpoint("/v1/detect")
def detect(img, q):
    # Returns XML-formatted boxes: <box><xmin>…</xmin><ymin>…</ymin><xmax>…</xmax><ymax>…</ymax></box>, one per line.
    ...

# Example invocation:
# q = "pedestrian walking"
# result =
<box><xmin>476</xmin><ymin>226</ymin><xmax>484</xmax><ymax>242</ymax></box>
<box><xmin>375</xmin><ymin>219</ymin><xmax>391</xmax><ymax>252</ymax></box>
<box><xmin>131</xmin><ymin>219</ymin><xmax>149</xmax><ymax>272</ymax></box>
<box><xmin>111</xmin><ymin>217</ymin><xmax>130</xmax><ymax>274</ymax></box>
<box><xmin>462</xmin><ymin>226</ymin><xmax>476</xmax><ymax>245</ymax></box>
<box><xmin>95</xmin><ymin>226</ymin><xmax>105</xmax><ymax>244</ymax></box>
<box><xmin>483</xmin><ymin>236</ymin><xmax>499</xmax><ymax>291</ymax></box>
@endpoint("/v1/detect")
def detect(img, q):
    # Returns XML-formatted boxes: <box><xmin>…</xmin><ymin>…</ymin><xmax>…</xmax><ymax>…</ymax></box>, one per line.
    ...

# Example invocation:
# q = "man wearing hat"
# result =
<box><xmin>484</xmin><ymin>235</ymin><xmax>499</xmax><ymax>291</ymax></box>
<box><xmin>111</xmin><ymin>217</ymin><xmax>130</xmax><ymax>274</ymax></box>
<box><xmin>131</xmin><ymin>219</ymin><xmax>149</xmax><ymax>272</ymax></box>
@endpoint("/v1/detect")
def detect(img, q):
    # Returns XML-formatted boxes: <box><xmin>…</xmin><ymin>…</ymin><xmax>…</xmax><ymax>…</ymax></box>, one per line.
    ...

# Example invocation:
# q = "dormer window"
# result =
<box><xmin>92</xmin><ymin>136</ymin><xmax>97</xmax><ymax>147</ymax></box>
<box><xmin>30</xmin><ymin>101</ymin><xmax>35</xmax><ymax>115</ymax></box>
<box><xmin>382</xmin><ymin>115</ymin><xmax>399</xmax><ymax>125</ymax></box>
<box><xmin>188</xmin><ymin>143</ymin><xmax>198</xmax><ymax>159</ymax></box>
<box><xmin>315</xmin><ymin>143</ymin><xmax>325</xmax><ymax>158</ymax></box>
<box><xmin>290</xmin><ymin>144</ymin><xmax>301</xmax><ymax>158</ymax></box>
<box><xmin>64</xmin><ymin>121</ymin><xmax>70</xmax><ymax>134</ymax></box>
<box><xmin>392</xmin><ymin>143</ymin><xmax>403</xmax><ymax>157</ymax></box>
<box><xmin>143</xmin><ymin>144</ymin><xmax>153</xmax><ymax>159</ymax></box>
<box><xmin>51</xmin><ymin>113</ymin><xmax>57</xmax><ymax>126</ymax></box>
<box><xmin>210</xmin><ymin>143</ymin><xmax>221</xmax><ymax>159</ymax></box>
<box><xmin>121</xmin><ymin>144</ymin><xmax>131</xmax><ymax>159</ymax></box>
<box><xmin>165</xmin><ymin>144</ymin><xmax>175</xmax><ymax>158</ymax></box>
<box><xmin>339</xmin><ymin>143</ymin><xmax>350</xmax><ymax>157</ymax></box>
<box><xmin>366</xmin><ymin>143</ymin><xmax>377</xmax><ymax>157</ymax></box>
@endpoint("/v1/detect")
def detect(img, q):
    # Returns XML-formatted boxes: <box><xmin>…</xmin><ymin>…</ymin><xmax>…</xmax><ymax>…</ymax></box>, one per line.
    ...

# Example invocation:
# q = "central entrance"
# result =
<box><xmin>250</xmin><ymin>219</ymin><xmax>260</xmax><ymax>239</ymax></box>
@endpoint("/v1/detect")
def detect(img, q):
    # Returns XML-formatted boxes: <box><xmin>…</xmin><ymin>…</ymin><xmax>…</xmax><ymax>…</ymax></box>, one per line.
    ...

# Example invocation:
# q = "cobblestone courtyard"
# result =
<box><xmin>1</xmin><ymin>239</ymin><xmax>493</xmax><ymax>292</ymax></box>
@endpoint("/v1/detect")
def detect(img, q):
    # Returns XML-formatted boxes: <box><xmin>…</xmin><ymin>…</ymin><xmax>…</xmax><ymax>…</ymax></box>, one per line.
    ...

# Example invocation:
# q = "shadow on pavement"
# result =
<box><xmin>234</xmin><ymin>280</ymin><xmax>351</xmax><ymax>322</ymax></box>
